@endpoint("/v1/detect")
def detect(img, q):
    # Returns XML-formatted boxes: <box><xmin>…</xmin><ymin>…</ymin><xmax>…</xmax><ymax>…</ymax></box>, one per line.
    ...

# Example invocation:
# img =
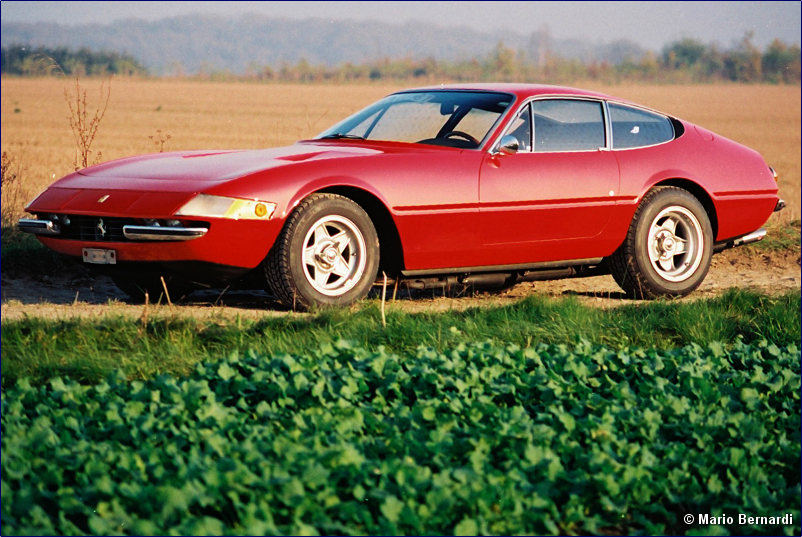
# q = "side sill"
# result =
<box><xmin>401</xmin><ymin>257</ymin><xmax>604</xmax><ymax>277</ymax></box>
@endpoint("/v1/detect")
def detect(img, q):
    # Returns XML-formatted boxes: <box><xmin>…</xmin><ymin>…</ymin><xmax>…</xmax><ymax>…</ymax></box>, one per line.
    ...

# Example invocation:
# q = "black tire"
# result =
<box><xmin>265</xmin><ymin>193</ymin><xmax>379</xmax><ymax>310</ymax></box>
<box><xmin>111</xmin><ymin>273</ymin><xmax>195</xmax><ymax>303</ymax></box>
<box><xmin>609</xmin><ymin>186</ymin><xmax>713</xmax><ymax>299</ymax></box>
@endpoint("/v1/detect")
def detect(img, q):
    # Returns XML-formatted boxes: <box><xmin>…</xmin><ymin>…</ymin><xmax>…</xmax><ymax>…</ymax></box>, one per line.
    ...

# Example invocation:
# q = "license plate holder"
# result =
<box><xmin>82</xmin><ymin>248</ymin><xmax>117</xmax><ymax>265</ymax></box>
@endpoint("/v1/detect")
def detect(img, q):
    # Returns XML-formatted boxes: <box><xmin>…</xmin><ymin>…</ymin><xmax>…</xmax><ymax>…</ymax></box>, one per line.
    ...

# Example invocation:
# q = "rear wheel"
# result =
<box><xmin>609</xmin><ymin>186</ymin><xmax>712</xmax><ymax>299</ymax></box>
<box><xmin>265</xmin><ymin>193</ymin><xmax>379</xmax><ymax>310</ymax></box>
<box><xmin>111</xmin><ymin>273</ymin><xmax>195</xmax><ymax>303</ymax></box>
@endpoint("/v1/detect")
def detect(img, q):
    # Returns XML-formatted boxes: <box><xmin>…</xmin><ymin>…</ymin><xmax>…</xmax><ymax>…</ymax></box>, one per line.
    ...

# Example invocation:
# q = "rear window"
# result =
<box><xmin>609</xmin><ymin>103</ymin><xmax>674</xmax><ymax>149</ymax></box>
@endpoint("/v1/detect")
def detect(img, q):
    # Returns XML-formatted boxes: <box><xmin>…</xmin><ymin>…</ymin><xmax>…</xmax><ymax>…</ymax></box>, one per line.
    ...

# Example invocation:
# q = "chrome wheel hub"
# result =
<box><xmin>315</xmin><ymin>244</ymin><xmax>339</xmax><ymax>269</ymax></box>
<box><xmin>302</xmin><ymin>215</ymin><xmax>367</xmax><ymax>297</ymax></box>
<box><xmin>647</xmin><ymin>206</ymin><xmax>704</xmax><ymax>283</ymax></box>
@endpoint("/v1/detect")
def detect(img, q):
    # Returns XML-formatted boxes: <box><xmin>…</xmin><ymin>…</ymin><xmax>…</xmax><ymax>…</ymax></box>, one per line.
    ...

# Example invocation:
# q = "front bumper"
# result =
<box><xmin>19</xmin><ymin>218</ymin><xmax>209</xmax><ymax>241</ymax></box>
<box><xmin>19</xmin><ymin>215</ymin><xmax>283</xmax><ymax>270</ymax></box>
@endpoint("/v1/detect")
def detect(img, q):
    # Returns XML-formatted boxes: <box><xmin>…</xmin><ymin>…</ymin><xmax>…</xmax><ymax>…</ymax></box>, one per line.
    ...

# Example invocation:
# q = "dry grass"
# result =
<box><xmin>1</xmin><ymin>78</ymin><xmax>799</xmax><ymax>224</ymax></box>
<box><xmin>1</xmin><ymin>151</ymin><xmax>25</xmax><ymax>226</ymax></box>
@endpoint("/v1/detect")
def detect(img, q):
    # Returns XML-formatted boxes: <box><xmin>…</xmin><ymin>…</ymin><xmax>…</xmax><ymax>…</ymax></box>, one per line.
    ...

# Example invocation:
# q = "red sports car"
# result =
<box><xmin>18</xmin><ymin>84</ymin><xmax>784</xmax><ymax>310</ymax></box>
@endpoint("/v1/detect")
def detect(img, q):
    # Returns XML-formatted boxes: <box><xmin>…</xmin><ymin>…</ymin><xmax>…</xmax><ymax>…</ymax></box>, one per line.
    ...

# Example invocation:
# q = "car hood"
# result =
<box><xmin>26</xmin><ymin>142</ymin><xmax>393</xmax><ymax>216</ymax></box>
<box><xmin>53</xmin><ymin>143</ymin><xmax>384</xmax><ymax>191</ymax></box>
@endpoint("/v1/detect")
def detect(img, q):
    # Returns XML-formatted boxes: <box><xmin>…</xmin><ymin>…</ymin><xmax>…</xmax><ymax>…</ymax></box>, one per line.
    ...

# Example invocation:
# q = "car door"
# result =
<box><xmin>478</xmin><ymin>98</ymin><xmax>621</xmax><ymax>266</ymax></box>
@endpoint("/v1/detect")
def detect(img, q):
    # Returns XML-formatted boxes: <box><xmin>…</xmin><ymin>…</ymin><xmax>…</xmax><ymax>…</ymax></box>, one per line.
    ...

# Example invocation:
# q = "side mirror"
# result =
<box><xmin>497</xmin><ymin>134</ymin><xmax>520</xmax><ymax>155</ymax></box>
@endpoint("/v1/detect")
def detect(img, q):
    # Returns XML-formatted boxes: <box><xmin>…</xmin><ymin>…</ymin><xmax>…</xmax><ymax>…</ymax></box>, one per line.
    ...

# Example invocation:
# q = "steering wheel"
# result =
<box><xmin>443</xmin><ymin>131</ymin><xmax>480</xmax><ymax>145</ymax></box>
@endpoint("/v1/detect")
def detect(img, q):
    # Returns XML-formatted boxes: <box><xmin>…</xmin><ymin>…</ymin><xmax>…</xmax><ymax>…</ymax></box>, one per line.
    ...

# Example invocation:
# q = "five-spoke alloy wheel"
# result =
<box><xmin>610</xmin><ymin>186</ymin><xmax>713</xmax><ymax>299</ymax></box>
<box><xmin>265</xmin><ymin>193</ymin><xmax>379</xmax><ymax>310</ymax></box>
<box><xmin>646</xmin><ymin>205</ymin><xmax>705</xmax><ymax>282</ymax></box>
<box><xmin>301</xmin><ymin>214</ymin><xmax>367</xmax><ymax>297</ymax></box>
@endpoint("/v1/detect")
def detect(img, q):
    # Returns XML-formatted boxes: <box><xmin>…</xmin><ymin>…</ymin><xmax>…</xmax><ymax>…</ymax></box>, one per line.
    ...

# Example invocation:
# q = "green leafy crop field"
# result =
<box><xmin>2</xmin><ymin>339</ymin><xmax>799</xmax><ymax>535</ymax></box>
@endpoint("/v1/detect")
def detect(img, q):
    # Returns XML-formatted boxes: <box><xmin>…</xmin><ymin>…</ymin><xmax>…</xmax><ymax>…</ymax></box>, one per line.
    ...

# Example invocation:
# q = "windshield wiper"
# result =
<box><xmin>319</xmin><ymin>133</ymin><xmax>365</xmax><ymax>140</ymax></box>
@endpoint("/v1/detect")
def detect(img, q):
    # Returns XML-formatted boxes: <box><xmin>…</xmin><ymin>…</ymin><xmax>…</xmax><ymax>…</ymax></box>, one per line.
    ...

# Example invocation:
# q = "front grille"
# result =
<box><xmin>60</xmin><ymin>215</ymin><xmax>133</xmax><ymax>242</ymax></box>
<box><xmin>38</xmin><ymin>214</ymin><xmax>209</xmax><ymax>243</ymax></box>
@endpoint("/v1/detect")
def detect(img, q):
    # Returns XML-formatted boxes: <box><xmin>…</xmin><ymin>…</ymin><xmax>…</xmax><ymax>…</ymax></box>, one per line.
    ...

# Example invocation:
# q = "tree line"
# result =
<box><xmin>1</xmin><ymin>45</ymin><xmax>147</xmax><ymax>76</ymax></box>
<box><xmin>2</xmin><ymin>34</ymin><xmax>799</xmax><ymax>84</ymax></box>
<box><xmin>249</xmin><ymin>35</ymin><xmax>800</xmax><ymax>85</ymax></box>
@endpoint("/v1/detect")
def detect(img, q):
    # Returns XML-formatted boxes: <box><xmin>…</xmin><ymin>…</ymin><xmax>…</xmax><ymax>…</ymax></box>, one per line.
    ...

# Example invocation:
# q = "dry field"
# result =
<box><xmin>1</xmin><ymin>78</ymin><xmax>799</xmax><ymax>318</ymax></box>
<box><xmin>1</xmin><ymin>77</ymin><xmax>800</xmax><ymax>223</ymax></box>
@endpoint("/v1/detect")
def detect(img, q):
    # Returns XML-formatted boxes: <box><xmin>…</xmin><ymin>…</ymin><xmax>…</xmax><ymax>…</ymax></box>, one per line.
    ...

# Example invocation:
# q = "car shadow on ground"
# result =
<box><xmin>558</xmin><ymin>289</ymin><xmax>630</xmax><ymax>300</ymax></box>
<box><xmin>2</xmin><ymin>271</ymin><xmax>636</xmax><ymax>311</ymax></box>
<box><xmin>186</xmin><ymin>288</ymin><xmax>289</xmax><ymax>311</ymax></box>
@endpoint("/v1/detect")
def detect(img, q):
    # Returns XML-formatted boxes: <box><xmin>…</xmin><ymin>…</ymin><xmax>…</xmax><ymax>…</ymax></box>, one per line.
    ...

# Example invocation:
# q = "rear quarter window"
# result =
<box><xmin>609</xmin><ymin>103</ymin><xmax>674</xmax><ymax>149</ymax></box>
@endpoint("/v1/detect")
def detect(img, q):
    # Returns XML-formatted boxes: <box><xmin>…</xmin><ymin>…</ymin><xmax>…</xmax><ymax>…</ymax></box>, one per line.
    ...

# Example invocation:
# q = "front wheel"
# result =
<box><xmin>609</xmin><ymin>186</ymin><xmax>713</xmax><ymax>299</ymax></box>
<box><xmin>265</xmin><ymin>193</ymin><xmax>379</xmax><ymax>310</ymax></box>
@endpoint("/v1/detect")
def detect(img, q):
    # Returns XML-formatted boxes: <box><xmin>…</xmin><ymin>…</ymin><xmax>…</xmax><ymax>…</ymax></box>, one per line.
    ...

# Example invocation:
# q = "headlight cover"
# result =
<box><xmin>175</xmin><ymin>194</ymin><xmax>276</xmax><ymax>220</ymax></box>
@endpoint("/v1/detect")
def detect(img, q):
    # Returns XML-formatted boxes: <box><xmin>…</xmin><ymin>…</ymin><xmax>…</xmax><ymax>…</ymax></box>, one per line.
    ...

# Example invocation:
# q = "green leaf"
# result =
<box><xmin>338</xmin><ymin>444</ymin><xmax>365</xmax><ymax>466</ymax></box>
<box><xmin>381</xmin><ymin>495</ymin><xmax>404</xmax><ymax>524</ymax></box>
<box><xmin>217</xmin><ymin>362</ymin><xmax>236</xmax><ymax>381</ymax></box>
<box><xmin>188</xmin><ymin>516</ymin><xmax>225</xmax><ymax>536</ymax></box>
<box><xmin>454</xmin><ymin>517</ymin><xmax>479</xmax><ymax>536</ymax></box>
<box><xmin>160</xmin><ymin>486</ymin><xmax>189</xmax><ymax>518</ymax></box>
<box><xmin>740</xmin><ymin>387</ymin><xmax>760</xmax><ymax>410</ymax></box>
<box><xmin>556</xmin><ymin>410</ymin><xmax>575</xmax><ymax>432</ymax></box>
<box><xmin>707</xmin><ymin>474</ymin><xmax>723</xmax><ymax>494</ymax></box>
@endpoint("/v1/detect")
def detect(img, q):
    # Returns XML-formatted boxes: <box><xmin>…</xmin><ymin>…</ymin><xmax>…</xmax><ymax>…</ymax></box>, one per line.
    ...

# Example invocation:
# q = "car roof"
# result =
<box><xmin>396</xmin><ymin>83</ymin><xmax>620</xmax><ymax>103</ymax></box>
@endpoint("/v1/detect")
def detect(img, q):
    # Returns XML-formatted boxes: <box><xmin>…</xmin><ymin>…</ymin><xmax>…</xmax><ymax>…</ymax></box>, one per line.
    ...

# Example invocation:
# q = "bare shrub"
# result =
<box><xmin>1</xmin><ymin>152</ymin><xmax>25</xmax><ymax>227</ymax></box>
<box><xmin>64</xmin><ymin>76</ymin><xmax>111</xmax><ymax>170</ymax></box>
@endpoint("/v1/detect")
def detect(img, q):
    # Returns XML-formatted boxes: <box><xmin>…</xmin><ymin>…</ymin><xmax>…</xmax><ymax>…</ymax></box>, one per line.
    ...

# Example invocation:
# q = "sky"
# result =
<box><xmin>1</xmin><ymin>1</ymin><xmax>800</xmax><ymax>50</ymax></box>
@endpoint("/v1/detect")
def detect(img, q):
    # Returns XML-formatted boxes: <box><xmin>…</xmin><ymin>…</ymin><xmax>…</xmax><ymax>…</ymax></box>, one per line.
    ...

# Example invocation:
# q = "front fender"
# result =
<box><xmin>283</xmin><ymin>175</ymin><xmax>394</xmax><ymax>220</ymax></box>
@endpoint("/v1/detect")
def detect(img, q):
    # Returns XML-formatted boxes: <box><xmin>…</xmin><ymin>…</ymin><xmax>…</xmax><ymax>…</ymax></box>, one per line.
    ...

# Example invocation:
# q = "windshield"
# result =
<box><xmin>317</xmin><ymin>90</ymin><xmax>514</xmax><ymax>149</ymax></box>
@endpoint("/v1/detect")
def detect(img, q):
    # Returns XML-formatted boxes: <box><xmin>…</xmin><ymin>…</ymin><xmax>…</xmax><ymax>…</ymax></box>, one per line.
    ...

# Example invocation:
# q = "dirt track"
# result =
<box><xmin>1</xmin><ymin>249</ymin><xmax>799</xmax><ymax>321</ymax></box>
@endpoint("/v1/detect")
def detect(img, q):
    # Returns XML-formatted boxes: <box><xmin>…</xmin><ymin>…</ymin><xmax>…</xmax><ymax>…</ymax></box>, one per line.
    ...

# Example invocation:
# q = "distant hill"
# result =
<box><xmin>0</xmin><ymin>15</ymin><xmax>647</xmax><ymax>75</ymax></box>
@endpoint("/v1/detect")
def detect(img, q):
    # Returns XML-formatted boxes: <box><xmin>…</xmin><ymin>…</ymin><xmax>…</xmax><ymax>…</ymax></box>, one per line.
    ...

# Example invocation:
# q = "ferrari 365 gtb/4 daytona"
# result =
<box><xmin>19</xmin><ymin>84</ymin><xmax>784</xmax><ymax>309</ymax></box>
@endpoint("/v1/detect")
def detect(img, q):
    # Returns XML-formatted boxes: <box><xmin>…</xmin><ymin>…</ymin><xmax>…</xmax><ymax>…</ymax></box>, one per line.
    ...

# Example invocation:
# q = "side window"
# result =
<box><xmin>609</xmin><ymin>103</ymin><xmax>674</xmax><ymax>149</ymax></box>
<box><xmin>531</xmin><ymin>99</ymin><xmax>605</xmax><ymax>152</ymax></box>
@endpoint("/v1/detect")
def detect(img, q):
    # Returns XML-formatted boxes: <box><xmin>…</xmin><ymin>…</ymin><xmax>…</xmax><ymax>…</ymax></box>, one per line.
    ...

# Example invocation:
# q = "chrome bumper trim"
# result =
<box><xmin>732</xmin><ymin>228</ymin><xmax>767</xmax><ymax>247</ymax></box>
<box><xmin>774</xmin><ymin>199</ymin><xmax>786</xmax><ymax>212</ymax></box>
<box><xmin>714</xmin><ymin>228</ymin><xmax>767</xmax><ymax>253</ymax></box>
<box><xmin>17</xmin><ymin>218</ymin><xmax>60</xmax><ymax>235</ymax></box>
<box><xmin>122</xmin><ymin>225</ymin><xmax>208</xmax><ymax>241</ymax></box>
